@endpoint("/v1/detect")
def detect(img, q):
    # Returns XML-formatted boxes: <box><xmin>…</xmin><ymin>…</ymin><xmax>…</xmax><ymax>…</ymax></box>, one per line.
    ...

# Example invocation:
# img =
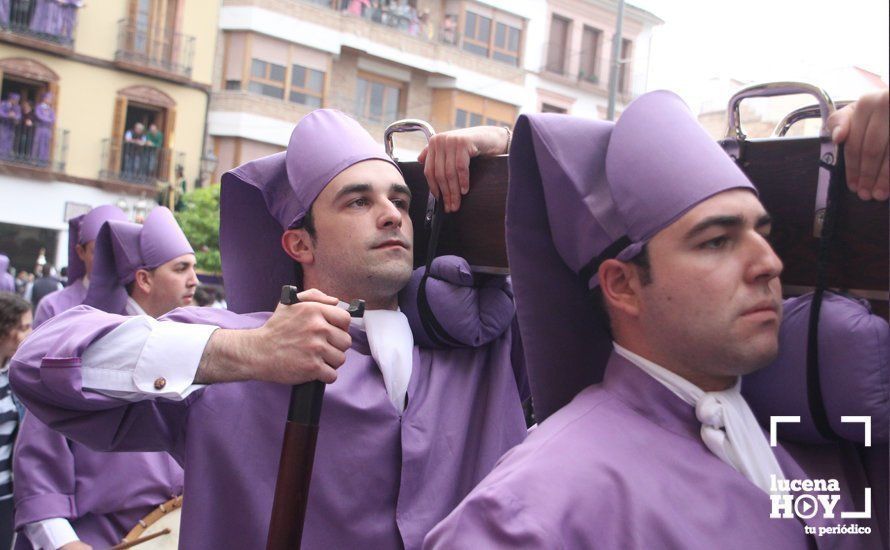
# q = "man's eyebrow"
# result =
<box><xmin>391</xmin><ymin>183</ymin><xmax>412</xmax><ymax>199</ymax></box>
<box><xmin>333</xmin><ymin>183</ymin><xmax>372</xmax><ymax>201</ymax></box>
<box><xmin>685</xmin><ymin>212</ymin><xmax>773</xmax><ymax>240</ymax></box>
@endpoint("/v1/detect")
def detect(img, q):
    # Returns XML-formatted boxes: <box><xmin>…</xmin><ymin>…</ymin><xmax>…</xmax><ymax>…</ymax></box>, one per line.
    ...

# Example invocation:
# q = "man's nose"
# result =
<box><xmin>379</xmin><ymin>200</ymin><xmax>403</xmax><ymax>229</ymax></box>
<box><xmin>747</xmin><ymin>233</ymin><xmax>783</xmax><ymax>284</ymax></box>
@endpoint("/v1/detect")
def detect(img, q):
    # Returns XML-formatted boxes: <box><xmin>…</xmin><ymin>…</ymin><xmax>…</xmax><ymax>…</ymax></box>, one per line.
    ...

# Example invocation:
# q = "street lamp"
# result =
<box><xmin>196</xmin><ymin>150</ymin><xmax>219</xmax><ymax>188</ymax></box>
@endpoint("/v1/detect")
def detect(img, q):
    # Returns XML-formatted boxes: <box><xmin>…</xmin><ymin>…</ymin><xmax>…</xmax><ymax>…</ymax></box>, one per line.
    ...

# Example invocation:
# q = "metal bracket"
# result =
<box><xmin>721</xmin><ymin>82</ymin><xmax>837</xmax><ymax>236</ymax></box>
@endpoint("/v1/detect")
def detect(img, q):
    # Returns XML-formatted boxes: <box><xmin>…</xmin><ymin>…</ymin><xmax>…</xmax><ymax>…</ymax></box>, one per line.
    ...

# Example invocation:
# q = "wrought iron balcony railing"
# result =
<box><xmin>114</xmin><ymin>19</ymin><xmax>195</xmax><ymax>79</ymax></box>
<box><xmin>100</xmin><ymin>138</ymin><xmax>182</xmax><ymax>186</ymax></box>
<box><xmin>0</xmin><ymin>123</ymin><xmax>69</xmax><ymax>171</ymax></box>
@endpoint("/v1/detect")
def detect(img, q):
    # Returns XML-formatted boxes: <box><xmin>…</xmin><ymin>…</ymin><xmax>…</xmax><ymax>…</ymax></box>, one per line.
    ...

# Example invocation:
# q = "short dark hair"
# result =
<box><xmin>0</xmin><ymin>292</ymin><xmax>30</xmax><ymax>339</ymax></box>
<box><xmin>589</xmin><ymin>243</ymin><xmax>652</xmax><ymax>338</ymax></box>
<box><xmin>290</xmin><ymin>205</ymin><xmax>318</xmax><ymax>288</ymax></box>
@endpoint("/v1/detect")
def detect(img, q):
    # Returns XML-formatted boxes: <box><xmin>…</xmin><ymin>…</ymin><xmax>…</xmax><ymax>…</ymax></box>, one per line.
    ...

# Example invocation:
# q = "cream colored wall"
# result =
<box><xmin>68</xmin><ymin>2</ymin><xmax>128</xmax><ymax>60</ymax></box>
<box><xmin>68</xmin><ymin>0</ymin><xmax>218</xmax><ymax>85</ymax></box>
<box><xmin>0</xmin><ymin>44</ymin><xmax>209</xmax><ymax>187</ymax></box>
<box><xmin>182</xmin><ymin>0</ymin><xmax>222</xmax><ymax>85</ymax></box>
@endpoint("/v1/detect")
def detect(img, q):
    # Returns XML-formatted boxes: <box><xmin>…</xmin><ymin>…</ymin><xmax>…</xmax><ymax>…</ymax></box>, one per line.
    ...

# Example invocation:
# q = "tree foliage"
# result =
<box><xmin>174</xmin><ymin>184</ymin><xmax>221</xmax><ymax>275</ymax></box>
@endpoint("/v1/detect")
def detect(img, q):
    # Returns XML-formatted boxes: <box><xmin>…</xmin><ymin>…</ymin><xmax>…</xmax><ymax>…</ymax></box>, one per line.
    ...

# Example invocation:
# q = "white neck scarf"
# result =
<box><xmin>352</xmin><ymin>310</ymin><xmax>414</xmax><ymax>414</ymax></box>
<box><xmin>613</xmin><ymin>343</ymin><xmax>786</xmax><ymax>494</ymax></box>
<box><xmin>125</xmin><ymin>296</ymin><xmax>147</xmax><ymax>316</ymax></box>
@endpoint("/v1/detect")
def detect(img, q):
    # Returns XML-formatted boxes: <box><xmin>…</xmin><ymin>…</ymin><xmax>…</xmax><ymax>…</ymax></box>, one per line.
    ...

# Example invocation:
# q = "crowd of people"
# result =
<box><xmin>0</xmin><ymin>92</ymin><xmax>55</xmax><ymax>166</ymax></box>
<box><xmin>0</xmin><ymin>87</ymin><xmax>886</xmax><ymax>550</ymax></box>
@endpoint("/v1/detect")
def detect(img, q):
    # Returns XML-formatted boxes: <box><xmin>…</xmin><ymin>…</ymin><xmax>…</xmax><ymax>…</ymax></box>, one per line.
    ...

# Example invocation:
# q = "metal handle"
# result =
<box><xmin>721</xmin><ymin>82</ymin><xmax>838</xmax><ymax>237</ymax></box>
<box><xmin>774</xmin><ymin>100</ymin><xmax>852</xmax><ymax>137</ymax></box>
<box><xmin>383</xmin><ymin>119</ymin><xmax>435</xmax><ymax>161</ymax></box>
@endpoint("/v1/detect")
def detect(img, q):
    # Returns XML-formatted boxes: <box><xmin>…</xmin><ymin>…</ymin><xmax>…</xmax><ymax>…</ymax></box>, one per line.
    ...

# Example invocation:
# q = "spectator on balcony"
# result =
<box><xmin>441</xmin><ymin>14</ymin><xmax>457</xmax><ymax>44</ymax></box>
<box><xmin>30</xmin><ymin>91</ymin><xmax>54</xmax><ymax>165</ymax></box>
<box><xmin>0</xmin><ymin>0</ymin><xmax>10</xmax><ymax>27</ymax></box>
<box><xmin>146</xmin><ymin>122</ymin><xmax>163</xmax><ymax>148</ymax></box>
<box><xmin>57</xmin><ymin>0</ymin><xmax>82</xmax><ymax>41</ymax></box>
<box><xmin>15</xmin><ymin>99</ymin><xmax>34</xmax><ymax>158</ymax></box>
<box><xmin>123</xmin><ymin>122</ymin><xmax>148</xmax><ymax>177</ymax></box>
<box><xmin>344</xmin><ymin>0</ymin><xmax>367</xmax><ymax>17</ymax></box>
<box><xmin>0</xmin><ymin>93</ymin><xmax>22</xmax><ymax>160</ymax></box>
<box><xmin>29</xmin><ymin>0</ymin><xmax>55</xmax><ymax>36</ymax></box>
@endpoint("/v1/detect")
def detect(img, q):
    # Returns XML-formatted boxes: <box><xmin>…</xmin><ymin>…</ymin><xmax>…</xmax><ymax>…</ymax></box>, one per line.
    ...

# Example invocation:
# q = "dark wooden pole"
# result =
<box><xmin>266</xmin><ymin>286</ymin><xmax>364</xmax><ymax>550</ymax></box>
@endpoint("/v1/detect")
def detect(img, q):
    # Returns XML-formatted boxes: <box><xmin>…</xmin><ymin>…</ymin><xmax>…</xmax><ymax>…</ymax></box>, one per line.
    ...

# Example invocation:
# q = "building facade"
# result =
<box><xmin>0</xmin><ymin>0</ymin><xmax>219</xmax><ymax>274</ymax></box>
<box><xmin>208</xmin><ymin>0</ymin><xmax>661</xmax><ymax>183</ymax></box>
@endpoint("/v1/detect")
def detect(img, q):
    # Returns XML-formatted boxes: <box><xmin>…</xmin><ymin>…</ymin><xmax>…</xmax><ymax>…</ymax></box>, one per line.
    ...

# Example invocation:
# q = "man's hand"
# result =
<box><xmin>418</xmin><ymin>126</ymin><xmax>509</xmax><ymax>213</ymax></box>
<box><xmin>60</xmin><ymin>542</ymin><xmax>92</xmax><ymax>550</ymax></box>
<box><xmin>827</xmin><ymin>88</ymin><xmax>889</xmax><ymax>201</ymax></box>
<box><xmin>195</xmin><ymin>289</ymin><xmax>352</xmax><ymax>385</ymax></box>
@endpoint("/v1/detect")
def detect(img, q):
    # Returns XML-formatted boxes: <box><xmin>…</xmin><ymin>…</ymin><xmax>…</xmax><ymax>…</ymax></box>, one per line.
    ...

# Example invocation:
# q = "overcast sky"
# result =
<box><xmin>630</xmin><ymin>0</ymin><xmax>889</xmax><ymax>107</ymax></box>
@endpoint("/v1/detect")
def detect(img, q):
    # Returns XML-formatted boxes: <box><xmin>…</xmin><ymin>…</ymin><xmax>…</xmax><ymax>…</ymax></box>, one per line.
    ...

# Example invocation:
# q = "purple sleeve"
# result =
<box><xmin>31</xmin><ymin>297</ymin><xmax>56</xmax><ymax>329</ymax></box>
<box><xmin>423</xmin><ymin>483</ymin><xmax>553</xmax><ymax>549</ymax></box>
<box><xmin>9</xmin><ymin>305</ymin><xmax>265</xmax><ymax>459</ymax></box>
<box><xmin>12</xmin><ymin>413</ymin><xmax>77</xmax><ymax>527</ymax></box>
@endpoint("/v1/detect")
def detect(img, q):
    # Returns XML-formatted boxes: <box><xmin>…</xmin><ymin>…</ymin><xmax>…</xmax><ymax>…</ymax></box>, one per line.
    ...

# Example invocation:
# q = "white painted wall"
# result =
<box><xmin>0</xmin><ymin>174</ymin><xmax>154</xmax><ymax>267</ymax></box>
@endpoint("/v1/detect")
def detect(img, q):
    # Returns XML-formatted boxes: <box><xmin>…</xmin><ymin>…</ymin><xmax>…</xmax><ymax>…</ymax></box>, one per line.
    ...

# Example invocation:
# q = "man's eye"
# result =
<box><xmin>701</xmin><ymin>236</ymin><xmax>729</xmax><ymax>249</ymax></box>
<box><xmin>349</xmin><ymin>198</ymin><xmax>369</xmax><ymax>207</ymax></box>
<box><xmin>392</xmin><ymin>199</ymin><xmax>410</xmax><ymax>210</ymax></box>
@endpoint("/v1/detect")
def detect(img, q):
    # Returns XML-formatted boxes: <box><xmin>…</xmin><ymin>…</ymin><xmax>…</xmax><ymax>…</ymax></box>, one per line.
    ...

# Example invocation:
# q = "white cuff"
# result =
<box><xmin>133</xmin><ymin>321</ymin><xmax>217</xmax><ymax>399</ymax></box>
<box><xmin>24</xmin><ymin>518</ymin><xmax>79</xmax><ymax>550</ymax></box>
<box><xmin>81</xmin><ymin>316</ymin><xmax>217</xmax><ymax>402</ymax></box>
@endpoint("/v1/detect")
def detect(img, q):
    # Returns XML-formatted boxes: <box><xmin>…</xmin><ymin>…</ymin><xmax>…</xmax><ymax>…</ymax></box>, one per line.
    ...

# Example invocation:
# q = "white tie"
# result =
<box><xmin>353</xmin><ymin>310</ymin><xmax>414</xmax><ymax>414</ymax></box>
<box><xmin>614</xmin><ymin>343</ymin><xmax>786</xmax><ymax>494</ymax></box>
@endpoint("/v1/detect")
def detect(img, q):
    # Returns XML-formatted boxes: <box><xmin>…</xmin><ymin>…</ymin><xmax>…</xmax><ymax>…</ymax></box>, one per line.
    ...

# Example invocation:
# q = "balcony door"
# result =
<box><xmin>109</xmin><ymin>86</ymin><xmax>176</xmax><ymax>183</ymax></box>
<box><xmin>128</xmin><ymin>0</ymin><xmax>181</xmax><ymax>66</ymax></box>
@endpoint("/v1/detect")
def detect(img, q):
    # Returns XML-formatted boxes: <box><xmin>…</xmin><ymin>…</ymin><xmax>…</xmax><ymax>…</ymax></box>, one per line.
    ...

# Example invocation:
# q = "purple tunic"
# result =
<box><xmin>31</xmin><ymin>278</ymin><xmax>87</xmax><ymax>328</ymax></box>
<box><xmin>425</xmin><ymin>353</ymin><xmax>879</xmax><ymax>549</ymax></box>
<box><xmin>12</xmin><ymin>413</ymin><xmax>183</xmax><ymax>549</ymax></box>
<box><xmin>0</xmin><ymin>255</ymin><xmax>14</xmax><ymax>293</ymax></box>
<box><xmin>0</xmin><ymin>101</ymin><xmax>21</xmax><ymax>158</ymax></box>
<box><xmin>30</xmin><ymin>102</ymin><xmax>53</xmax><ymax>164</ymax></box>
<box><xmin>11</xmin><ymin>305</ymin><xmax>526</xmax><ymax>549</ymax></box>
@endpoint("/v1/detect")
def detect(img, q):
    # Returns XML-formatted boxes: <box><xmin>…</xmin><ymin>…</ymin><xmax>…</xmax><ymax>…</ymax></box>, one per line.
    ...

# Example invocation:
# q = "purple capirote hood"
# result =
<box><xmin>66</xmin><ymin>205</ymin><xmax>127</xmax><ymax>282</ymax></box>
<box><xmin>84</xmin><ymin>207</ymin><xmax>193</xmax><ymax>313</ymax></box>
<box><xmin>219</xmin><ymin>109</ymin><xmax>399</xmax><ymax>314</ymax></box>
<box><xmin>506</xmin><ymin>90</ymin><xmax>756</xmax><ymax>421</ymax></box>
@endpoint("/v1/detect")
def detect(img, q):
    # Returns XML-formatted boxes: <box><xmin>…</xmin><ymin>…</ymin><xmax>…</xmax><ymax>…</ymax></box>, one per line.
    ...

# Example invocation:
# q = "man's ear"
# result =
<box><xmin>598</xmin><ymin>259</ymin><xmax>642</xmax><ymax>318</ymax></box>
<box><xmin>281</xmin><ymin>229</ymin><xmax>314</xmax><ymax>265</ymax></box>
<box><xmin>133</xmin><ymin>269</ymin><xmax>152</xmax><ymax>294</ymax></box>
<box><xmin>74</xmin><ymin>243</ymin><xmax>87</xmax><ymax>262</ymax></box>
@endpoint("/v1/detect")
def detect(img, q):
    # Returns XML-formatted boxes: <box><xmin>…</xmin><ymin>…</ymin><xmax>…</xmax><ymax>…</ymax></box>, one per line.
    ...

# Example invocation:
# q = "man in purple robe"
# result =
<box><xmin>10</xmin><ymin>111</ymin><xmax>525</xmax><ymax>549</ymax></box>
<box><xmin>29</xmin><ymin>92</ymin><xmax>53</xmax><ymax>165</ymax></box>
<box><xmin>56</xmin><ymin>0</ymin><xmax>80</xmax><ymax>42</ymax></box>
<box><xmin>424</xmin><ymin>91</ymin><xmax>882</xmax><ymax>549</ymax></box>
<box><xmin>0</xmin><ymin>256</ymin><xmax>14</xmax><ymax>294</ymax></box>
<box><xmin>32</xmin><ymin>205</ymin><xmax>127</xmax><ymax>328</ymax></box>
<box><xmin>0</xmin><ymin>94</ymin><xmax>21</xmax><ymax>160</ymax></box>
<box><xmin>13</xmin><ymin>206</ymin><xmax>193</xmax><ymax>550</ymax></box>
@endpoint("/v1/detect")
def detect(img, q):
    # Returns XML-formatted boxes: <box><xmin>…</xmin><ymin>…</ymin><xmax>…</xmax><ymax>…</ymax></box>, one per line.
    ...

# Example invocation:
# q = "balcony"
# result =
<box><xmin>114</xmin><ymin>20</ymin><xmax>195</xmax><ymax>82</ymax></box>
<box><xmin>0</xmin><ymin>123</ymin><xmax>69</xmax><ymax>172</ymax></box>
<box><xmin>100</xmin><ymin>138</ymin><xmax>183</xmax><ymax>186</ymax></box>
<box><xmin>0</xmin><ymin>0</ymin><xmax>79</xmax><ymax>51</ymax></box>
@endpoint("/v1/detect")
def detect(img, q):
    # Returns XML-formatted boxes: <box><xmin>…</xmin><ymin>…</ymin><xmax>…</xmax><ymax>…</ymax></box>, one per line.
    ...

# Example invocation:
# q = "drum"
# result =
<box><xmin>110</xmin><ymin>496</ymin><xmax>182</xmax><ymax>550</ymax></box>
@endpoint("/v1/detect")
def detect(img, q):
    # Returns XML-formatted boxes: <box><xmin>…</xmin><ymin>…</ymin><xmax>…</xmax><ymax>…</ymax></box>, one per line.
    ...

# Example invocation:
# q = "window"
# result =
<box><xmin>492</xmin><ymin>22</ymin><xmax>521</xmax><ymax>65</ymax></box>
<box><xmin>579</xmin><ymin>26</ymin><xmax>602</xmax><ymax>84</ymax></box>
<box><xmin>289</xmin><ymin>64</ymin><xmax>324</xmax><ymax>108</ymax></box>
<box><xmin>248</xmin><ymin>59</ymin><xmax>286</xmax><ymax>99</ymax></box>
<box><xmin>546</xmin><ymin>15</ymin><xmax>570</xmax><ymax>74</ymax></box>
<box><xmin>455</xmin><ymin>109</ymin><xmax>483</xmax><ymax>128</ymax></box>
<box><xmin>618</xmin><ymin>39</ymin><xmax>633</xmax><ymax>93</ymax></box>
<box><xmin>541</xmin><ymin>103</ymin><xmax>567</xmax><ymax>114</ymax></box>
<box><xmin>462</xmin><ymin>11</ymin><xmax>491</xmax><ymax>57</ymax></box>
<box><xmin>355</xmin><ymin>74</ymin><xmax>402</xmax><ymax>124</ymax></box>
<box><xmin>460</xmin><ymin>8</ymin><xmax>524</xmax><ymax>66</ymax></box>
